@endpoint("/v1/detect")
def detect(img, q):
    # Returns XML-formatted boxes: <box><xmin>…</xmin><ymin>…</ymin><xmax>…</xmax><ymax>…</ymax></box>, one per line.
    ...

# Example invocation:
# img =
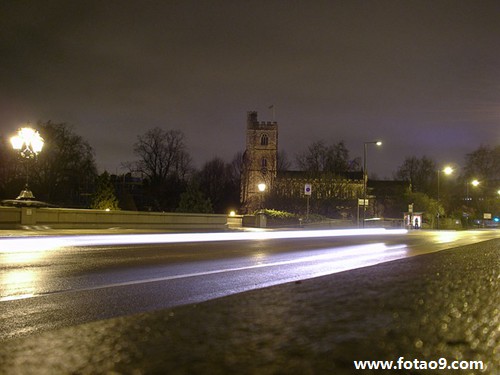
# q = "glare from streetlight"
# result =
<box><xmin>443</xmin><ymin>166</ymin><xmax>453</xmax><ymax>175</ymax></box>
<box><xmin>10</xmin><ymin>127</ymin><xmax>44</xmax><ymax>158</ymax></box>
<box><xmin>10</xmin><ymin>135</ymin><xmax>24</xmax><ymax>150</ymax></box>
<box><xmin>471</xmin><ymin>179</ymin><xmax>480</xmax><ymax>187</ymax></box>
<box><xmin>375</xmin><ymin>141</ymin><xmax>382</xmax><ymax>146</ymax></box>
<box><xmin>257</xmin><ymin>183</ymin><xmax>266</xmax><ymax>192</ymax></box>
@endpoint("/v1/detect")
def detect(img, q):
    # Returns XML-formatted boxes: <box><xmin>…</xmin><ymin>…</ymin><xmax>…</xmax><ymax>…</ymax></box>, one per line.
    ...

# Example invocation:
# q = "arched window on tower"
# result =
<box><xmin>261</xmin><ymin>158</ymin><xmax>268</xmax><ymax>168</ymax></box>
<box><xmin>260</xmin><ymin>134</ymin><xmax>269</xmax><ymax>146</ymax></box>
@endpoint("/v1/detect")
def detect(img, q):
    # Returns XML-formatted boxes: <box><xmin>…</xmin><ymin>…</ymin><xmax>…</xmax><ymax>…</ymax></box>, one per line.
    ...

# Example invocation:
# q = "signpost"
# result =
<box><xmin>357</xmin><ymin>198</ymin><xmax>368</xmax><ymax>227</ymax></box>
<box><xmin>304</xmin><ymin>184</ymin><xmax>311</xmax><ymax>221</ymax></box>
<box><xmin>408</xmin><ymin>203</ymin><xmax>413</xmax><ymax>229</ymax></box>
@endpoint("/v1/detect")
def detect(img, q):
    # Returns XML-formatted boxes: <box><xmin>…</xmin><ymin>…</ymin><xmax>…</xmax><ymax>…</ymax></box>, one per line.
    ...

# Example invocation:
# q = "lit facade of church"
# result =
<box><xmin>240</xmin><ymin>111</ymin><xmax>364</xmax><ymax>217</ymax></box>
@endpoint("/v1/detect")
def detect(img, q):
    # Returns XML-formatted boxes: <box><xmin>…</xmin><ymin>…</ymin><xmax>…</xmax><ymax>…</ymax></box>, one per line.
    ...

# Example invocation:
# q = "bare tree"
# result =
<box><xmin>394</xmin><ymin>156</ymin><xmax>436</xmax><ymax>195</ymax></box>
<box><xmin>230</xmin><ymin>151</ymin><xmax>244</xmax><ymax>181</ymax></box>
<box><xmin>277</xmin><ymin>150</ymin><xmax>291</xmax><ymax>172</ymax></box>
<box><xmin>130</xmin><ymin>127</ymin><xmax>192</xmax><ymax>211</ymax></box>
<box><xmin>196</xmin><ymin>155</ymin><xmax>241</xmax><ymax>213</ymax></box>
<box><xmin>296</xmin><ymin>140</ymin><xmax>328</xmax><ymax>172</ymax></box>
<box><xmin>133</xmin><ymin>128</ymin><xmax>192</xmax><ymax>183</ymax></box>
<box><xmin>295</xmin><ymin>140</ymin><xmax>357</xmax><ymax>175</ymax></box>
<box><xmin>197</xmin><ymin>157</ymin><xmax>227</xmax><ymax>212</ymax></box>
<box><xmin>463</xmin><ymin>145</ymin><xmax>500</xmax><ymax>181</ymax></box>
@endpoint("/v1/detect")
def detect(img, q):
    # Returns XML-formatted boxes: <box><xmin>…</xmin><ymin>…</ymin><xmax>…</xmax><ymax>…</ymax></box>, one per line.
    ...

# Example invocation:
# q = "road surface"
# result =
<box><xmin>1</xmin><ymin>228</ymin><xmax>498</xmax><ymax>342</ymax></box>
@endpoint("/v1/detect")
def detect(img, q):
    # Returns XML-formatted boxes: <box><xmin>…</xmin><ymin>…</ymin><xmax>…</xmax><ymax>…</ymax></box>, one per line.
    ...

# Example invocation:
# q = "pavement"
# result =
<box><xmin>0</xmin><ymin>238</ymin><xmax>498</xmax><ymax>374</ymax></box>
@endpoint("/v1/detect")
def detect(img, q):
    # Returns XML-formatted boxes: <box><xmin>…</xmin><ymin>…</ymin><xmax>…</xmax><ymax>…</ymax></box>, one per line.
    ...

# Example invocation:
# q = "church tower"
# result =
<box><xmin>241</xmin><ymin>111</ymin><xmax>278</xmax><ymax>213</ymax></box>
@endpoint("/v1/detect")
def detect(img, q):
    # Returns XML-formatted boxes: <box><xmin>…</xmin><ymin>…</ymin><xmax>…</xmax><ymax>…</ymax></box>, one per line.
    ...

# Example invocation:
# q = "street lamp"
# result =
<box><xmin>466</xmin><ymin>179</ymin><xmax>480</xmax><ymax>201</ymax></box>
<box><xmin>10</xmin><ymin>127</ymin><xmax>44</xmax><ymax>200</ymax></box>
<box><xmin>362</xmin><ymin>141</ymin><xmax>382</xmax><ymax>227</ymax></box>
<box><xmin>436</xmin><ymin>165</ymin><xmax>453</xmax><ymax>229</ymax></box>
<box><xmin>257</xmin><ymin>183</ymin><xmax>266</xmax><ymax>211</ymax></box>
<box><xmin>463</xmin><ymin>179</ymin><xmax>480</xmax><ymax>228</ymax></box>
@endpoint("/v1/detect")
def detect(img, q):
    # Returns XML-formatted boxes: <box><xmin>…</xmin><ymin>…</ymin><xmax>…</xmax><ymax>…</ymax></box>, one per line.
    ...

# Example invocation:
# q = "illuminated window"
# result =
<box><xmin>260</xmin><ymin>134</ymin><xmax>269</xmax><ymax>146</ymax></box>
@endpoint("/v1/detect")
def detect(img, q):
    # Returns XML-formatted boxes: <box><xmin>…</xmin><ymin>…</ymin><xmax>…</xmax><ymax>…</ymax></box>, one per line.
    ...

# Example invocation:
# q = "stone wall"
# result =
<box><xmin>0</xmin><ymin>206</ymin><xmax>231</xmax><ymax>231</ymax></box>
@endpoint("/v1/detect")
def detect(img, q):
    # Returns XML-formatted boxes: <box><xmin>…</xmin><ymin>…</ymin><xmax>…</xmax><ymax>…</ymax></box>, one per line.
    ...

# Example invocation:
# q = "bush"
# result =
<box><xmin>259</xmin><ymin>209</ymin><xmax>299</xmax><ymax>227</ymax></box>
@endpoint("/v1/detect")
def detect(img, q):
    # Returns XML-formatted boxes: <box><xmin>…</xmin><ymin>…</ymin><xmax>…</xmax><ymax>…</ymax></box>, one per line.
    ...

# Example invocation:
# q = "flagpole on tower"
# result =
<box><xmin>269</xmin><ymin>105</ymin><xmax>275</xmax><ymax>121</ymax></box>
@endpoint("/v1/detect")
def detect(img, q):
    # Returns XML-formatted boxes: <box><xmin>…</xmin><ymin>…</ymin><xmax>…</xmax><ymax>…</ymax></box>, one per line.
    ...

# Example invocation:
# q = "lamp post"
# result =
<box><xmin>362</xmin><ymin>141</ymin><xmax>382</xmax><ymax>227</ymax></box>
<box><xmin>466</xmin><ymin>179</ymin><xmax>480</xmax><ymax>201</ymax></box>
<box><xmin>464</xmin><ymin>179</ymin><xmax>480</xmax><ymax>228</ymax></box>
<box><xmin>10</xmin><ymin>127</ymin><xmax>44</xmax><ymax>200</ymax></box>
<box><xmin>436</xmin><ymin>165</ymin><xmax>453</xmax><ymax>229</ymax></box>
<box><xmin>257</xmin><ymin>182</ymin><xmax>266</xmax><ymax>211</ymax></box>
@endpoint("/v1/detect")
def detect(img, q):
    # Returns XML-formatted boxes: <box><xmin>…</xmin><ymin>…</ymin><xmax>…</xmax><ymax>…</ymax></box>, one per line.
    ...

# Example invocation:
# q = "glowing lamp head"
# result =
<box><xmin>10</xmin><ymin>135</ymin><xmax>23</xmax><ymax>150</ymax></box>
<box><xmin>31</xmin><ymin>136</ymin><xmax>44</xmax><ymax>153</ymax></box>
<box><xmin>443</xmin><ymin>166</ymin><xmax>453</xmax><ymax>175</ymax></box>
<box><xmin>10</xmin><ymin>127</ymin><xmax>44</xmax><ymax>157</ymax></box>
<box><xmin>258</xmin><ymin>183</ymin><xmax>266</xmax><ymax>192</ymax></box>
<box><xmin>375</xmin><ymin>141</ymin><xmax>382</xmax><ymax>146</ymax></box>
<box><xmin>471</xmin><ymin>179</ymin><xmax>480</xmax><ymax>187</ymax></box>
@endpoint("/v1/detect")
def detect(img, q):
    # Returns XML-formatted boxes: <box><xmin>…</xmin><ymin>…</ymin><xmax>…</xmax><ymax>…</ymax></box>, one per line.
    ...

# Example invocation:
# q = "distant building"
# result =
<box><xmin>240</xmin><ymin>111</ymin><xmax>278</xmax><ymax>212</ymax></box>
<box><xmin>240</xmin><ymin>111</ymin><xmax>364</xmax><ymax>218</ymax></box>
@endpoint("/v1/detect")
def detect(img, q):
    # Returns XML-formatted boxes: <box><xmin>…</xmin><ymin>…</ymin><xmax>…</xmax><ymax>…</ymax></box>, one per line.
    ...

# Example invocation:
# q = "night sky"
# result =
<box><xmin>1</xmin><ymin>0</ymin><xmax>499</xmax><ymax>178</ymax></box>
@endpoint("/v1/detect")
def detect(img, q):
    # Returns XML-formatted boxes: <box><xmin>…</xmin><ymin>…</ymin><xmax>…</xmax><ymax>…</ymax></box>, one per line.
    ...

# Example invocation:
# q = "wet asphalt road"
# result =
<box><xmin>1</xmin><ymin>229</ymin><xmax>498</xmax><ymax>342</ymax></box>
<box><xmin>0</xmin><ymin>230</ymin><xmax>498</xmax><ymax>374</ymax></box>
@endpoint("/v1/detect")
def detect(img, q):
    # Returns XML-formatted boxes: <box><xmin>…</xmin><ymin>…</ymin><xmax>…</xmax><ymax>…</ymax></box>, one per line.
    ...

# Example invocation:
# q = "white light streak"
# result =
<box><xmin>0</xmin><ymin>228</ymin><xmax>407</xmax><ymax>252</ymax></box>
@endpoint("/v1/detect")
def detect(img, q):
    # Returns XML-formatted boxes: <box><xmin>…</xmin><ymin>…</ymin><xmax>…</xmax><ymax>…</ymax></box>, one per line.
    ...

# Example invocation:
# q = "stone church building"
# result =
<box><xmin>240</xmin><ymin>111</ymin><xmax>365</xmax><ymax>218</ymax></box>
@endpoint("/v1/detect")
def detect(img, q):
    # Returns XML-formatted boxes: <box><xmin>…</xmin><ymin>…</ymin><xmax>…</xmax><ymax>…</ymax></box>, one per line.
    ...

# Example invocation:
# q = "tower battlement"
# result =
<box><xmin>247</xmin><ymin>111</ymin><xmax>277</xmax><ymax>129</ymax></box>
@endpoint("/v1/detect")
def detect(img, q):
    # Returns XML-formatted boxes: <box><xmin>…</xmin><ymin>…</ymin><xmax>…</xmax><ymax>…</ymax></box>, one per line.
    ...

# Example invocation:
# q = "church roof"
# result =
<box><xmin>277</xmin><ymin>170</ymin><xmax>363</xmax><ymax>181</ymax></box>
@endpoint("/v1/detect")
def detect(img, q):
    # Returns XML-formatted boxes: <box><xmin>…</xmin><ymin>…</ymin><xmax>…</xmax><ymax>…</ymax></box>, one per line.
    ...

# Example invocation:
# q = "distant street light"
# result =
<box><xmin>466</xmin><ymin>179</ymin><xmax>480</xmax><ymax>201</ymax></box>
<box><xmin>10</xmin><ymin>127</ymin><xmax>44</xmax><ymax>200</ymax></box>
<box><xmin>436</xmin><ymin>165</ymin><xmax>453</xmax><ymax>229</ymax></box>
<box><xmin>464</xmin><ymin>179</ymin><xmax>480</xmax><ymax>228</ymax></box>
<box><xmin>362</xmin><ymin>141</ymin><xmax>382</xmax><ymax>227</ymax></box>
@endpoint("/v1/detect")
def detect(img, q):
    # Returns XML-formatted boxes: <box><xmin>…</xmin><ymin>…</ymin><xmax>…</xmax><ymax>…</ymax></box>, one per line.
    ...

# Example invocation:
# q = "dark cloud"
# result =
<box><xmin>1</xmin><ymin>0</ymin><xmax>499</xmax><ymax>177</ymax></box>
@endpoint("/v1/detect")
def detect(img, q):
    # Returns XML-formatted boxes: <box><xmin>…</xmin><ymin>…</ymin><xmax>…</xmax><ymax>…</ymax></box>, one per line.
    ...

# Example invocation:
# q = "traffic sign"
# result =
<box><xmin>358</xmin><ymin>198</ymin><xmax>369</xmax><ymax>206</ymax></box>
<box><xmin>304</xmin><ymin>183</ymin><xmax>312</xmax><ymax>196</ymax></box>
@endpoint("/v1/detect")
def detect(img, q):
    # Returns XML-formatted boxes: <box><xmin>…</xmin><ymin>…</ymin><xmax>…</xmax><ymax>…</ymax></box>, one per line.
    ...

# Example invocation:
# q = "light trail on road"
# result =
<box><xmin>1</xmin><ymin>229</ymin><xmax>498</xmax><ymax>341</ymax></box>
<box><xmin>0</xmin><ymin>228</ymin><xmax>408</xmax><ymax>303</ymax></box>
<box><xmin>0</xmin><ymin>228</ymin><xmax>407</xmax><ymax>253</ymax></box>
